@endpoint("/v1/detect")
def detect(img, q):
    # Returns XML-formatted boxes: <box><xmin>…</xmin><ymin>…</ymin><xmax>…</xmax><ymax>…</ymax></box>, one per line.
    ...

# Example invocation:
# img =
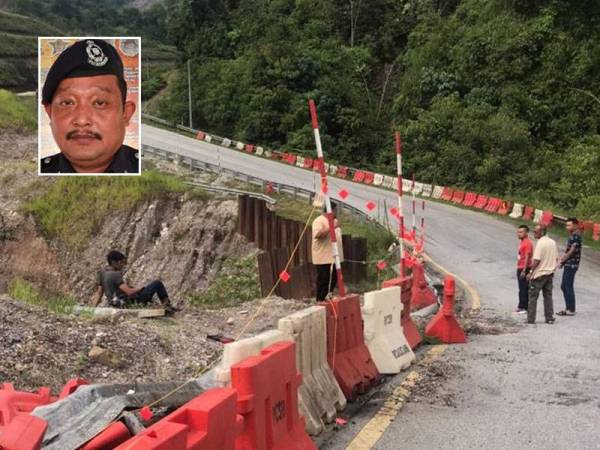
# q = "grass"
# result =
<box><xmin>23</xmin><ymin>170</ymin><xmax>194</xmax><ymax>250</ymax></box>
<box><xmin>189</xmin><ymin>253</ymin><xmax>261</xmax><ymax>308</ymax></box>
<box><xmin>8</xmin><ymin>277</ymin><xmax>77</xmax><ymax>315</ymax></box>
<box><xmin>0</xmin><ymin>32</ymin><xmax>36</xmax><ymax>57</ymax></box>
<box><xmin>0</xmin><ymin>90</ymin><xmax>36</xmax><ymax>133</ymax></box>
<box><xmin>0</xmin><ymin>10</ymin><xmax>61</xmax><ymax>36</ymax></box>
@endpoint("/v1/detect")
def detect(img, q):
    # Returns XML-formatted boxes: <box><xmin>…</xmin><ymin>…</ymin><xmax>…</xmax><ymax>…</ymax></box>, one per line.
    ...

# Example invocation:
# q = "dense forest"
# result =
<box><xmin>8</xmin><ymin>0</ymin><xmax>600</xmax><ymax>219</ymax></box>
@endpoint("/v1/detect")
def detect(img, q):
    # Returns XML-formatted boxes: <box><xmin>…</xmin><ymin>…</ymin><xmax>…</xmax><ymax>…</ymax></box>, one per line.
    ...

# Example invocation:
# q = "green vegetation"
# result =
<box><xmin>153</xmin><ymin>0</ymin><xmax>599</xmax><ymax>220</ymax></box>
<box><xmin>189</xmin><ymin>253</ymin><xmax>261</xmax><ymax>307</ymax></box>
<box><xmin>0</xmin><ymin>9</ymin><xmax>61</xmax><ymax>35</ymax></box>
<box><xmin>0</xmin><ymin>90</ymin><xmax>36</xmax><ymax>133</ymax></box>
<box><xmin>24</xmin><ymin>170</ymin><xmax>189</xmax><ymax>250</ymax></box>
<box><xmin>8</xmin><ymin>277</ymin><xmax>77</xmax><ymax>314</ymax></box>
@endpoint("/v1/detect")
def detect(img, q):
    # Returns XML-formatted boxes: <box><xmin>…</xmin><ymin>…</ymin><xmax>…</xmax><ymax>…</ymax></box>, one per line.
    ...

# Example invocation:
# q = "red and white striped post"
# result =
<box><xmin>395</xmin><ymin>132</ymin><xmax>405</xmax><ymax>277</ymax></box>
<box><xmin>411</xmin><ymin>173</ymin><xmax>417</xmax><ymax>241</ymax></box>
<box><xmin>420</xmin><ymin>200</ymin><xmax>426</xmax><ymax>251</ymax></box>
<box><xmin>308</xmin><ymin>99</ymin><xmax>346</xmax><ymax>297</ymax></box>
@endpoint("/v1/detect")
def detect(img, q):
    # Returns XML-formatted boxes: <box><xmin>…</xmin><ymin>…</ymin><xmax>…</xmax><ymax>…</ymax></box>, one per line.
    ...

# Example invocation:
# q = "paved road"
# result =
<box><xmin>142</xmin><ymin>124</ymin><xmax>600</xmax><ymax>449</ymax></box>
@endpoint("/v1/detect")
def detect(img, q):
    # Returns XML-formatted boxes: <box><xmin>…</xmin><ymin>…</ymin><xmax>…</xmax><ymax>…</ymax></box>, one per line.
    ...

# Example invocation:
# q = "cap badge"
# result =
<box><xmin>86</xmin><ymin>40</ymin><xmax>108</xmax><ymax>67</ymax></box>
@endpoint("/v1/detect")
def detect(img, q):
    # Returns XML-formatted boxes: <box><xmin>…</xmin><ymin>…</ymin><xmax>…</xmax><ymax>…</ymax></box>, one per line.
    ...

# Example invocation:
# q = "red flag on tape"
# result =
<box><xmin>339</xmin><ymin>189</ymin><xmax>349</xmax><ymax>200</ymax></box>
<box><xmin>376</xmin><ymin>260</ymin><xmax>387</xmax><ymax>271</ymax></box>
<box><xmin>140</xmin><ymin>406</ymin><xmax>153</xmax><ymax>421</ymax></box>
<box><xmin>366</xmin><ymin>201</ymin><xmax>376</xmax><ymax>211</ymax></box>
<box><xmin>279</xmin><ymin>270</ymin><xmax>291</xmax><ymax>283</ymax></box>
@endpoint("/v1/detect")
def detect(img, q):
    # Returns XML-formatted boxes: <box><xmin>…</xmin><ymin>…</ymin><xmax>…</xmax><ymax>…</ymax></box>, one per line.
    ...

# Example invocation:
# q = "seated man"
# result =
<box><xmin>93</xmin><ymin>250</ymin><xmax>179</xmax><ymax>314</ymax></box>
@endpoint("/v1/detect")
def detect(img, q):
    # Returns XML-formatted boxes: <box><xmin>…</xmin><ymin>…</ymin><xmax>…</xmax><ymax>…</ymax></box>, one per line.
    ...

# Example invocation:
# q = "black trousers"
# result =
<box><xmin>131</xmin><ymin>280</ymin><xmax>169</xmax><ymax>304</ymax></box>
<box><xmin>517</xmin><ymin>268</ymin><xmax>529</xmax><ymax>310</ymax></box>
<box><xmin>315</xmin><ymin>264</ymin><xmax>337</xmax><ymax>301</ymax></box>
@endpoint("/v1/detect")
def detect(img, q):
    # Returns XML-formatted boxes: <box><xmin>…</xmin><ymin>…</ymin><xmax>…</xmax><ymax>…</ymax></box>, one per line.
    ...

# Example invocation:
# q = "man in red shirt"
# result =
<box><xmin>516</xmin><ymin>224</ymin><xmax>533</xmax><ymax>313</ymax></box>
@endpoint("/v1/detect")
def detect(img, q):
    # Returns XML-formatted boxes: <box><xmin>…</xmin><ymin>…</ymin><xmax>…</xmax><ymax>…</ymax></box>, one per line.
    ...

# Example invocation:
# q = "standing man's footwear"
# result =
<box><xmin>545</xmin><ymin>317</ymin><xmax>556</xmax><ymax>324</ymax></box>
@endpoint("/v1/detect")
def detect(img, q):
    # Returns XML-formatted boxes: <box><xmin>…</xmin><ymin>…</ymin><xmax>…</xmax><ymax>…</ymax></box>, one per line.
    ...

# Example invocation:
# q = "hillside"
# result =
<box><xmin>157</xmin><ymin>0</ymin><xmax>599</xmax><ymax>220</ymax></box>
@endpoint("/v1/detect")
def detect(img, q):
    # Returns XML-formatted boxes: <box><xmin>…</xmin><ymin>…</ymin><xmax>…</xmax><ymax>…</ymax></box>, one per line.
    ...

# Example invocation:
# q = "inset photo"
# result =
<box><xmin>38</xmin><ymin>37</ymin><xmax>141</xmax><ymax>175</ymax></box>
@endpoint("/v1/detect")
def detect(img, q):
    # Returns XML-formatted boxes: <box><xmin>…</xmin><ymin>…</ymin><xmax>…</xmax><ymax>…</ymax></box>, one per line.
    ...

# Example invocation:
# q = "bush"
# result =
<box><xmin>0</xmin><ymin>90</ymin><xmax>36</xmax><ymax>133</ymax></box>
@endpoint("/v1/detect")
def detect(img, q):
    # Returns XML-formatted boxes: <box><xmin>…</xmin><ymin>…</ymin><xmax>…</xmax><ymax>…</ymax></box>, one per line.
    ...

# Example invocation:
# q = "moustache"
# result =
<box><xmin>66</xmin><ymin>131</ymin><xmax>102</xmax><ymax>140</ymax></box>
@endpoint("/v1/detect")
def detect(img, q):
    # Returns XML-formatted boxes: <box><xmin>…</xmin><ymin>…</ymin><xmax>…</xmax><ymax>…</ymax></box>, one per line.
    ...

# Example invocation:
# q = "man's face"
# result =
<box><xmin>44</xmin><ymin>74</ymin><xmax>135</xmax><ymax>172</ymax></box>
<box><xmin>533</xmin><ymin>226</ymin><xmax>543</xmax><ymax>239</ymax></box>
<box><xmin>113</xmin><ymin>259</ymin><xmax>127</xmax><ymax>270</ymax></box>
<box><xmin>565</xmin><ymin>221</ymin><xmax>576</xmax><ymax>233</ymax></box>
<box><xmin>517</xmin><ymin>228</ymin><xmax>527</xmax><ymax>240</ymax></box>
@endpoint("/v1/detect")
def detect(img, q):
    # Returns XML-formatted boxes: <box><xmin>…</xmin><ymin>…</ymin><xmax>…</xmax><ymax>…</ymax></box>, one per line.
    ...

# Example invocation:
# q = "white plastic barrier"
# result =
<box><xmin>264</xmin><ymin>149</ymin><xmax>272</xmax><ymax>158</ymax></box>
<box><xmin>255</xmin><ymin>146</ymin><xmax>264</xmax><ymax>156</ymax></box>
<box><xmin>296</xmin><ymin>156</ymin><xmax>305</xmax><ymax>168</ymax></box>
<box><xmin>235</xmin><ymin>141</ymin><xmax>244</xmax><ymax>151</ymax></box>
<box><xmin>213</xmin><ymin>329</ymin><xmax>291</xmax><ymax>386</ymax></box>
<box><xmin>533</xmin><ymin>208</ymin><xmax>543</xmax><ymax>224</ymax></box>
<box><xmin>402</xmin><ymin>179</ymin><xmax>412</xmax><ymax>193</ymax></box>
<box><xmin>383</xmin><ymin>176</ymin><xmax>396</xmax><ymax>189</ymax></box>
<box><xmin>323</xmin><ymin>162</ymin><xmax>329</xmax><ymax>172</ymax></box>
<box><xmin>362</xmin><ymin>287</ymin><xmax>415</xmax><ymax>374</ymax></box>
<box><xmin>222</xmin><ymin>138</ymin><xmax>232</xmax><ymax>147</ymax></box>
<box><xmin>329</xmin><ymin>164</ymin><xmax>338</xmax><ymax>175</ymax></box>
<box><xmin>422</xmin><ymin>184</ymin><xmax>433</xmax><ymax>197</ymax></box>
<box><xmin>413</xmin><ymin>182</ymin><xmax>423</xmax><ymax>195</ymax></box>
<box><xmin>373</xmin><ymin>173</ymin><xmax>384</xmax><ymax>186</ymax></box>
<box><xmin>278</xmin><ymin>306</ymin><xmax>346</xmax><ymax>435</ymax></box>
<box><xmin>204</xmin><ymin>134</ymin><xmax>213</xmax><ymax>143</ymax></box>
<box><xmin>432</xmin><ymin>185</ymin><xmax>444</xmax><ymax>199</ymax></box>
<box><xmin>510</xmin><ymin>203</ymin><xmax>524</xmax><ymax>219</ymax></box>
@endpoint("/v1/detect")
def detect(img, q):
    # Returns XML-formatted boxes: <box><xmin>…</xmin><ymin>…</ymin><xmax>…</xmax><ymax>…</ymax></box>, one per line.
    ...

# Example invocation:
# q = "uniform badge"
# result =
<box><xmin>86</xmin><ymin>40</ymin><xmax>108</xmax><ymax>67</ymax></box>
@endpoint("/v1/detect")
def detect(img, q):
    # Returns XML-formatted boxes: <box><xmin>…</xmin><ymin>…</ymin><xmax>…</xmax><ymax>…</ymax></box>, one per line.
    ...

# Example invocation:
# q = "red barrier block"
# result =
<box><xmin>440</xmin><ymin>187</ymin><xmax>453</xmax><ymax>201</ymax></box>
<box><xmin>303</xmin><ymin>157</ymin><xmax>314</xmax><ymax>169</ymax></box>
<box><xmin>320</xmin><ymin>295</ymin><xmax>380</xmax><ymax>401</ymax></box>
<box><xmin>541</xmin><ymin>211</ymin><xmax>553</xmax><ymax>226</ymax></box>
<box><xmin>523</xmin><ymin>206</ymin><xmax>534</xmax><ymax>221</ymax></box>
<box><xmin>485</xmin><ymin>198</ymin><xmax>501</xmax><ymax>213</ymax></box>
<box><xmin>382</xmin><ymin>277</ymin><xmax>422</xmax><ymax>350</ymax></box>
<box><xmin>411</xmin><ymin>261</ymin><xmax>437</xmax><ymax>311</ymax></box>
<box><xmin>352</xmin><ymin>170</ymin><xmax>365</xmax><ymax>183</ymax></box>
<box><xmin>474</xmin><ymin>195</ymin><xmax>488</xmax><ymax>209</ymax></box>
<box><xmin>363</xmin><ymin>172</ymin><xmax>374</xmax><ymax>184</ymax></box>
<box><xmin>244</xmin><ymin>144</ymin><xmax>255</xmax><ymax>154</ymax></box>
<box><xmin>336</xmin><ymin>166</ymin><xmax>349</xmax><ymax>179</ymax></box>
<box><xmin>232</xmin><ymin>342</ymin><xmax>315</xmax><ymax>450</ymax></box>
<box><xmin>581</xmin><ymin>220</ymin><xmax>594</xmax><ymax>233</ymax></box>
<box><xmin>462</xmin><ymin>192</ymin><xmax>477</xmax><ymax>207</ymax></box>
<box><xmin>196</xmin><ymin>131</ymin><xmax>205</xmax><ymax>140</ymax></box>
<box><xmin>593</xmin><ymin>223</ymin><xmax>600</xmax><ymax>241</ymax></box>
<box><xmin>58</xmin><ymin>378</ymin><xmax>89</xmax><ymax>399</ymax></box>
<box><xmin>115</xmin><ymin>389</ymin><xmax>242</xmax><ymax>450</ymax></box>
<box><xmin>497</xmin><ymin>200</ymin><xmax>512</xmax><ymax>215</ymax></box>
<box><xmin>82</xmin><ymin>422</ymin><xmax>131</xmax><ymax>450</ymax></box>
<box><xmin>425</xmin><ymin>276</ymin><xmax>466</xmax><ymax>344</ymax></box>
<box><xmin>451</xmin><ymin>191</ymin><xmax>465</xmax><ymax>204</ymax></box>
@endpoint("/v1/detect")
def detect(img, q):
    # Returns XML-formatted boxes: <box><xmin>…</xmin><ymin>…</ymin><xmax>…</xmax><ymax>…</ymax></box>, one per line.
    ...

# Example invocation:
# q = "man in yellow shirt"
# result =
<box><xmin>312</xmin><ymin>203</ymin><xmax>344</xmax><ymax>301</ymax></box>
<box><xmin>526</xmin><ymin>225</ymin><xmax>559</xmax><ymax>324</ymax></box>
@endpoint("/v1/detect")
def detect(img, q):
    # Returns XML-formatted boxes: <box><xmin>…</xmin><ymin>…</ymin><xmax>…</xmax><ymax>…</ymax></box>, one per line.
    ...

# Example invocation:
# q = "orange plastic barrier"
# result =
<box><xmin>522</xmin><ymin>206</ymin><xmax>534</xmax><ymax>221</ymax></box>
<box><xmin>425</xmin><ymin>276</ymin><xmax>466</xmax><ymax>344</ymax></box>
<box><xmin>593</xmin><ymin>223</ymin><xmax>600</xmax><ymax>241</ymax></box>
<box><xmin>82</xmin><ymin>422</ymin><xmax>131</xmax><ymax>450</ymax></box>
<box><xmin>115</xmin><ymin>389</ymin><xmax>241</xmax><ymax>450</ymax></box>
<box><xmin>473</xmin><ymin>195</ymin><xmax>488</xmax><ymax>209</ymax></box>
<box><xmin>411</xmin><ymin>261</ymin><xmax>437</xmax><ymax>311</ymax></box>
<box><xmin>451</xmin><ymin>191</ymin><xmax>465</xmax><ymax>204</ymax></box>
<box><xmin>581</xmin><ymin>220</ymin><xmax>594</xmax><ymax>233</ymax></box>
<box><xmin>321</xmin><ymin>295</ymin><xmax>380</xmax><ymax>401</ymax></box>
<box><xmin>244</xmin><ymin>144</ymin><xmax>255</xmax><ymax>154</ymax></box>
<box><xmin>497</xmin><ymin>200</ymin><xmax>512</xmax><ymax>215</ymax></box>
<box><xmin>363</xmin><ymin>172</ymin><xmax>374</xmax><ymax>184</ymax></box>
<box><xmin>462</xmin><ymin>192</ymin><xmax>477</xmax><ymax>207</ymax></box>
<box><xmin>196</xmin><ymin>131</ymin><xmax>205</xmax><ymax>140</ymax></box>
<box><xmin>440</xmin><ymin>187</ymin><xmax>453</xmax><ymax>201</ymax></box>
<box><xmin>303</xmin><ymin>157</ymin><xmax>314</xmax><ymax>169</ymax></box>
<box><xmin>352</xmin><ymin>170</ymin><xmax>365</xmax><ymax>183</ymax></box>
<box><xmin>541</xmin><ymin>211</ymin><xmax>554</xmax><ymax>226</ymax></box>
<box><xmin>232</xmin><ymin>341</ymin><xmax>316</xmax><ymax>450</ymax></box>
<box><xmin>312</xmin><ymin>159</ymin><xmax>322</xmax><ymax>172</ymax></box>
<box><xmin>382</xmin><ymin>276</ymin><xmax>422</xmax><ymax>349</ymax></box>
<box><xmin>336</xmin><ymin>166</ymin><xmax>349</xmax><ymax>178</ymax></box>
<box><xmin>485</xmin><ymin>198</ymin><xmax>501</xmax><ymax>213</ymax></box>
<box><xmin>0</xmin><ymin>379</ymin><xmax>88</xmax><ymax>450</ymax></box>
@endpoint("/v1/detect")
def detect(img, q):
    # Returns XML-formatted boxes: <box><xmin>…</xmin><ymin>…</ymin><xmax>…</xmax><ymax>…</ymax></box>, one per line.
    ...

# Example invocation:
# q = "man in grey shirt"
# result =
<box><xmin>93</xmin><ymin>250</ymin><xmax>179</xmax><ymax>315</ymax></box>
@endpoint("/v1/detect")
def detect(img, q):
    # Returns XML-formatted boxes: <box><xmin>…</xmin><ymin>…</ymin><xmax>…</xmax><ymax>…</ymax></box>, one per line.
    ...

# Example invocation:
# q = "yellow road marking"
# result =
<box><xmin>421</xmin><ymin>252</ymin><xmax>481</xmax><ymax>311</ymax></box>
<box><xmin>346</xmin><ymin>345</ymin><xmax>447</xmax><ymax>450</ymax></box>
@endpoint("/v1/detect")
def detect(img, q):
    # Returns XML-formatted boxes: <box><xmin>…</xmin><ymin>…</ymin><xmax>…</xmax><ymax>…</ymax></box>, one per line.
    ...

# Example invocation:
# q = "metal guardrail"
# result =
<box><xmin>142</xmin><ymin>145</ymin><xmax>387</xmax><ymax>230</ymax></box>
<box><xmin>184</xmin><ymin>181</ymin><xmax>277</xmax><ymax>204</ymax></box>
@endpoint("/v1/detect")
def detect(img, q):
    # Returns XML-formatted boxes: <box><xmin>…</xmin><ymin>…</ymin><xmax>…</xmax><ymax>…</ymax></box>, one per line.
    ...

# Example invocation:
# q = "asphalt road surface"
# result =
<box><xmin>143</xmin><ymin>124</ymin><xmax>600</xmax><ymax>450</ymax></box>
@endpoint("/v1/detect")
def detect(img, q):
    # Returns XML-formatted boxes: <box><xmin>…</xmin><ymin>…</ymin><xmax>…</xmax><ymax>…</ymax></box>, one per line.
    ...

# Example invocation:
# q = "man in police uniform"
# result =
<box><xmin>41</xmin><ymin>39</ymin><xmax>139</xmax><ymax>174</ymax></box>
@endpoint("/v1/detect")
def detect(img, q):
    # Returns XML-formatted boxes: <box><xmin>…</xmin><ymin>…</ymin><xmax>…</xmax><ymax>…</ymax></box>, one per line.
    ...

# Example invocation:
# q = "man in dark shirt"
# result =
<box><xmin>558</xmin><ymin>217</ymin><xmax>582</xmax><ymax>316</ymax></box>
<box><xmin>93</xmin><ymin>250</ymin><xmax>179</xmax><ymax>314</ymax></box>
